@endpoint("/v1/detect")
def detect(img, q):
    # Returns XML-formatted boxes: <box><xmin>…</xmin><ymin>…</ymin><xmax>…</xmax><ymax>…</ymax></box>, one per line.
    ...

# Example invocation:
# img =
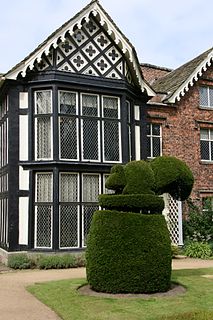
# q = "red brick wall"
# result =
<box><xmin>141</xmin><ymin>65</ymin><xmax>171</xmax><ymax>84</ymax></box>
<box><xmin>147</xmin><ymin>66</ymin><xmax>213</xmax><ymax>206</ymax></box>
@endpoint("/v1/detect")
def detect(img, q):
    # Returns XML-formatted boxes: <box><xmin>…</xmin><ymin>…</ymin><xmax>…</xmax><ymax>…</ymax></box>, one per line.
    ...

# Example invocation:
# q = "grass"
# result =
<box><xmin>28</xmin><ymin>268</ymin><xmax>213</xmax><ymax>320</ymax></box>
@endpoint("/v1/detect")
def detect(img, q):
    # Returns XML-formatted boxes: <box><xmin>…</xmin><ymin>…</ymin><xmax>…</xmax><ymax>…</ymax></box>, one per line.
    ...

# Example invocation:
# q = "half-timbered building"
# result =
<box><xmin>0</xmin><ymin>0</ymin><xmax>212</xmax><ymax>258</ymax></box>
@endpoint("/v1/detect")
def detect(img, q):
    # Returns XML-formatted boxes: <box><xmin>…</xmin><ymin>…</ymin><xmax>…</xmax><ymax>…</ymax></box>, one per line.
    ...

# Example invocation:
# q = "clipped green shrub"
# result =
<box><xmin>184</xmin><ymin>242</ymin><xmax>212</xmax><ymax>259</ymax></box>
<box><xmin>38</xmin><ymin>254</ymin><xmax>76</xmax><ymax>269</ymax></box>
<box><xmin>86</xmin><ymin>210</ymin><xmax>171</xmax><ymax>293</ymax></box>
<box><xmin>8</xmin><ymin>254</ymin><xmax>31</xmax><ymax>269</ymax></box>
<box><xmin>99</xmin><ymin>193</ymin><xmax>164</xmax><ymax>213</ymax></box>
<box><xmin>151</xmin><ymin>156</ymin><xmax>194</xmax><ymax>201</ymax></box>
<box><xmin>105</xmin><ymin>164</ymin><xmax>126</xmax><ymax>194</ymax></box>
<box><xmin>123</xmin><ymin>160</ymin><xmax>155</xmax><ymax>195</ymax></box>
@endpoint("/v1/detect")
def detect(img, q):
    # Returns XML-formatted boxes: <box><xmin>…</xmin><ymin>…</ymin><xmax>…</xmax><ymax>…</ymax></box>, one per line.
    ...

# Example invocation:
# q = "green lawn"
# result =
<box><xmin>28</xmin><ymin>268</ymin><xmax>213</xmax><ymax>320</ymax></box>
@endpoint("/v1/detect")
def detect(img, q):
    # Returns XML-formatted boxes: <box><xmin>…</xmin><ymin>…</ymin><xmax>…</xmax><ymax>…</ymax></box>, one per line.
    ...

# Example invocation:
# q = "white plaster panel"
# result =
<box><xmin>19</xmin><ymin>92</ymin><xmax>28</xmax><ymax>109</ymax></box>
<box><xmin>134</xmin><ymin>105</ymin><xmax>140</xmax><ymax>120</ymax></box>
<box><xmin>19</xmin><ymin>197</ymin><xmax>29</xmax><ymax>245</ymax></box>
<box><xmin>19</xmin><ymin>115</ymin><xmax>28</xmax><ymax>161</ymax></box>
<box><xmin>19</xmin><ymin>167</ymin><xmax>29</xmax><ymax>190</ymax></box>
<box><xmin>135</xmin><ymin>126</ymin><xmax>141</xmax><ymax>160</ymax></box>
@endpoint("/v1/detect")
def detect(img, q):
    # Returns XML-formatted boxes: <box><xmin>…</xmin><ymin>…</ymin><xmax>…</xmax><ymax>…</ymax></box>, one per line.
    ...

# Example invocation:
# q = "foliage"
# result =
<box><xmin>171</xmin><ymin>245</ymin><xmax>181</xmax><ymax>258</ymax></box>
<box><xmin>123</xmin><ymin>160</ymin><xmax>155</xmax><ymax>195</ymax></box>
<box><xmin>183</xmin><ymin>201</ymin><xmax>213</xmax><ymax>243</ymax></box>
<box><xmin>184</xmin><ymin>242</ymin><xmax>212</xmax><ymax>259</ymax></box>
<box><xmin>8</xmin><ymin>254</ymin><xmax>32</xmax><ymax>269</ymax></box>
<box><xmin>28</xmin><ymin>268</ymin><xmax>213</xmax><ymax>320</ymax></box>
<box><xmin>150</xmin><ymin>156</ymin><xmax>194</xmax><ymax>201</ymax></box>
<box><xmin>8</xmin><ymin>253</ymin><xmax>86</xmax><ymax>270</ymax></box>
<box><xmin>99</xmin><ymin>193</ymin><xmax>164</xmax><ymax>213</ymax></box>
<box><xmin>105</xmin><ymin>164</ymin><xmax>126</xmax><ymax>194</ymax></box>
<box><xmin>38</xmin><ymin>254</ymin><xmax>78</xmax><ymax>269</ymax></box>
<box><xmin>86</xmin><ymin>210</ymin><xmax>171</xmax><ymax>293</ymax></box>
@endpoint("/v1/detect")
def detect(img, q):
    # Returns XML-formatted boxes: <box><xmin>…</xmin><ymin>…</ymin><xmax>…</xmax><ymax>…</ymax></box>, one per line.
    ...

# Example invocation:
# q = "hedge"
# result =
<box><xmin>86</xmin><ymin>210</ymin><xmax>171</xmax><ymax>293</ymax></box>
<box><xmin>99</xmin><ymin>194</ymin><xmax>164</xmax><ymax>214</ymax></box>
<box><xmin>123</xmin><ymin>160</ymin><xmax>155</xmax><ymax>195</ymax></box>
<box><xmin>151</xmin><ymin>156</ymin><xmax>194</xmax><ymax>201</ymax></box>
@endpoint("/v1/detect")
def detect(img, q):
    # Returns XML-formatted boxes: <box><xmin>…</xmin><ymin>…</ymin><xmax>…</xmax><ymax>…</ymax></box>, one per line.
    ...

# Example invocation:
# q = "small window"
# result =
<box><xmin>202</xmin><ymin>197</ymin><xmax>213</xmax><ymax>211</ymax></box>
<box><xmin>147</xmin><ymin>123</ymin><xmax>162</xmax><ymax>158</ymax></box>
<box><xmin>200</xmin><ymin>128</ymin><xmax>213</xmax><ymax>161</ymax></box>
<box><xmin>199</xmin><ymin>86</ymin><xmax>213</xmax><ymax>108</ymax></box>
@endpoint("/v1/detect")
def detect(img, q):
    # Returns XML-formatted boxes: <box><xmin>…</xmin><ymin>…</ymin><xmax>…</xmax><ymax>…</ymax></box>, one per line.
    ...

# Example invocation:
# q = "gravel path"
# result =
<box><xmin>0</xmin><ymin>259</ymin><xmax>213</xmax><ymax>320</ymax></box>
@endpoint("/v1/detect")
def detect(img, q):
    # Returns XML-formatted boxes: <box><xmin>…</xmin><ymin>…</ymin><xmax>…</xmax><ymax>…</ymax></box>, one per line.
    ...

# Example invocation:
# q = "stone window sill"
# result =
<box><xmin>200</xmin><ymin>160</ymin><xmax>213</xmax><ymax>165</ymax></box>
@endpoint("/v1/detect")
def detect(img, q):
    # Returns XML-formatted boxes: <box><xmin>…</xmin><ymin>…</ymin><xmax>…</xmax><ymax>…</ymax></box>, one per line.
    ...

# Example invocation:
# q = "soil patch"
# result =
<box><xmin>78</xmin><ymin>282</ymin><xmax>186</xmax><ymax>299</ymax></box>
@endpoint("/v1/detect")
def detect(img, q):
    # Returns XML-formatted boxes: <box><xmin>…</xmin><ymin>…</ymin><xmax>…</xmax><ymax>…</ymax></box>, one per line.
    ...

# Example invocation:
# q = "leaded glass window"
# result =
<box><xmin>199</xmin><ymin>86</ymin><xmax>213</xmax><ymax>108</ymax></box>
<box><xmin>59</xmin><ymin>173</ymin><xmax>79</xmax><ymax>248</ymax></box>
<box><xmin>35</xmin><ymin>173</ymin><xmax>53</xmax><ymax>249</ymax></box>
<box><xmin>59</xmin><ymin>91</ymin><xmax>78</xmax><ymax>160</ymax></box>
<box><xmin>82</xmin><ymin>174</ymin><xmax>100</xmax><ymax>246</ymax></box>
<box><xmin>200</xmin><ymin>128</ymin><xmax>213</xmax><ymax>161</ymax></box>
<box><xmin>147</xmin><ymin>123</ymin><xmax>162</xmax><ymax>158</ymax></box>
<box><xmin>102</xmin><ymin>96</ymin><xmax>121</xmax><ymax>162</ymax></box>
<box><xmin>35</xmin><ymin>90</ymin><xmax>52</xmax><ymax>160</ymax></box>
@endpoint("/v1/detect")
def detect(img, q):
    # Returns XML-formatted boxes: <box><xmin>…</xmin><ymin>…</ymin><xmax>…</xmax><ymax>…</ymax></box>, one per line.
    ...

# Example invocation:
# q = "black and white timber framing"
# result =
<box><xmin>0</xmin><ymin>0</ymin><xmax>159</xmax><ymax>253</ymax></box>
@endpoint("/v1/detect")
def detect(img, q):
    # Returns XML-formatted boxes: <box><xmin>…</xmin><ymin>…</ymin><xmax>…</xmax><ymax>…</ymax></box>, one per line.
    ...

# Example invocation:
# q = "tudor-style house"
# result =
<box><xmin>0</xmin><ymin>0</ymin><xmax>212</xmax><ymax>258</ymax></box>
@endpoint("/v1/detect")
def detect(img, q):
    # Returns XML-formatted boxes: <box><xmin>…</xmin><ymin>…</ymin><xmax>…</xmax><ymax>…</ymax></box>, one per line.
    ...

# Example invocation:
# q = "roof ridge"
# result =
<box><xmin>141</xmin><ymin>63</ymin><xmax>173</xmax><ymax>72</ymax></box>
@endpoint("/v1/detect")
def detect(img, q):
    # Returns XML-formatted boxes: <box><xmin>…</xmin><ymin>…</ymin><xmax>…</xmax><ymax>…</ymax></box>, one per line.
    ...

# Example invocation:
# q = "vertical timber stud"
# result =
<box><xmin>140</xmin><ymin>102</ymin><xmax>148</xmax><ymax>160</ymax></box>
<box><xmin>8</xmin><ymin>84</ymin><xmax>22</xmax><ymax>251</ymax></box>
<box><xmin>121</xmin><ymin>94</ymin><xmax>129</xmax><ymax>163</ymax></box>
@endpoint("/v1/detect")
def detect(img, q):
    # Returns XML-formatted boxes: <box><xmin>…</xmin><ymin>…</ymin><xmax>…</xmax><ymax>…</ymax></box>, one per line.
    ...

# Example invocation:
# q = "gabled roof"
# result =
<box><xmin>152</xmin><ymin>47</ymin><xmax>213</xmax><ymax>103</ymax></box>
<box><xmin>5</xmin><ymin>0</ymin><xmax>155</xmax><ymax>97</ymax></box>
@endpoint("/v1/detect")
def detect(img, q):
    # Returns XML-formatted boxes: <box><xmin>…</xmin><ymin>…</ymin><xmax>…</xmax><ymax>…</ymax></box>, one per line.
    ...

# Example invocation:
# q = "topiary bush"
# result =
<box><xmin>86</xmin><ymin>210</ymin><xmax>171</xmax><ymax>293</ymax></box>
<box><xmin>123</xmin><ymin>160</ymin><xmax>155</xmax><ymax>195</ymax></box>
<box><xmin>150</xmin><ymin>156</ymin><xmax>194</xmax><ymax>201</ymax></box>
<box><xmin>99</xmin><ymin>193</ymin><xmax>164</xmax><ymax>213</ymax></box>
<box><xmin>86</xmin><ymin>157</ymin><xmax>194</xmax><ymax>294</ymax></box>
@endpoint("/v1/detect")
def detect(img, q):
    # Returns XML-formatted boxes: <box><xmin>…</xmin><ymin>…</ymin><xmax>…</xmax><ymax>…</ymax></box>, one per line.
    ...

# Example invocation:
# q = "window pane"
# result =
<box><xmin>103</xmin><ymin>97</ymin><xmax>119</xmax><ymax>118</ymax></box>
<box><xmin>199</xmin><ymin>87</ymin><xmax>208</xmax><ymax>106</ymax></box>
<box><xmin>200</xmin><ymin>129</ymin><xmax>209</xmax><ymax>140</ymax></box>
<box><xmin>36</xmin><ymin>117</ymin><xmax>52</xmax><ymax>159</ymax></box>
<box><xmin>82</xmin><ymin>94</ymin><xmax>98</xmax><ymax>117</ymax></box>
<box><xmin>36</xmin><ymin>173</ymin><xmax>52</xmax><ymax>202</ymax></box>
<box><xmin>211</xmin><ymin>142</ymin><xmax>213</xmax><ymax>161</ymax></box>
<box><xmin>146</xmin><ymin>124</ymin><xmax>151</xmax><ymax>135</ymax></box>
<box><xmin>82</xmin><ymin>205</ymin><xmax>99</xmax><ymax>246</ymax></box>
<box><xmin>209</xmin><ymin>88</ymin><xmax>213</xmax><ymax>107</ymax></box>
<box><xmin>153</xmin><ymin>137</ymin><xmax>161</xmax><ymax>157</ymax></box>
<box><xmin>82</xmin><ymin>119</ymin><xmax>99</xmax><ymax>160</ymax></box>
<box><xmin>152</xmin><ymin>124</ymin><xmax>160</xmax><ymax>136</ymax></box>
<box><xmin>59</xmin><ymin>205</ymin><xmax>78</xmax><ymax>248</ymax></box>
<box><xmin>147</xmin><ymin>137</ymin><xmax>151</xmax><ymax>157</ymax></box>
<box><xmin>35</xmin><ymin>205</ymin><xmax>52</xmax><ymax>248</ymax></box>
<box><xmin>211</xmin><ymin>130</ymin><xmax>213</xmax><ymax>141</ymax></box>
<box><xmin>59</xmin><ymin>91</ymin><xmax>76</xmax><ymax>115</ymax></box>
<box><xmin>60</xmin><ymin>117</ymin><xmax>78</xmax><ymax>160</ymax></box>
<box><xmin>35</xmin><ymin>91</ymin><xmax>51</xmax><ymax>114</ymax></box>
<box><xmin>60</xmin><ymin>174</ymin><xmax>78</xmax><ymax>202</ymax></box>
<box><xmin>201</xmin><ymin>140</ymin><xmax>210</xmax><ymax>160</ymax></box>
<box><xmin>82</xmin><ymin>174</ymin><xmax>100</xmax><ymax>202</ymax></box>
<box><xmin>104</xmin><ymin>121</ymin><xmax>120</xmax><ymax>161</ymax></box>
